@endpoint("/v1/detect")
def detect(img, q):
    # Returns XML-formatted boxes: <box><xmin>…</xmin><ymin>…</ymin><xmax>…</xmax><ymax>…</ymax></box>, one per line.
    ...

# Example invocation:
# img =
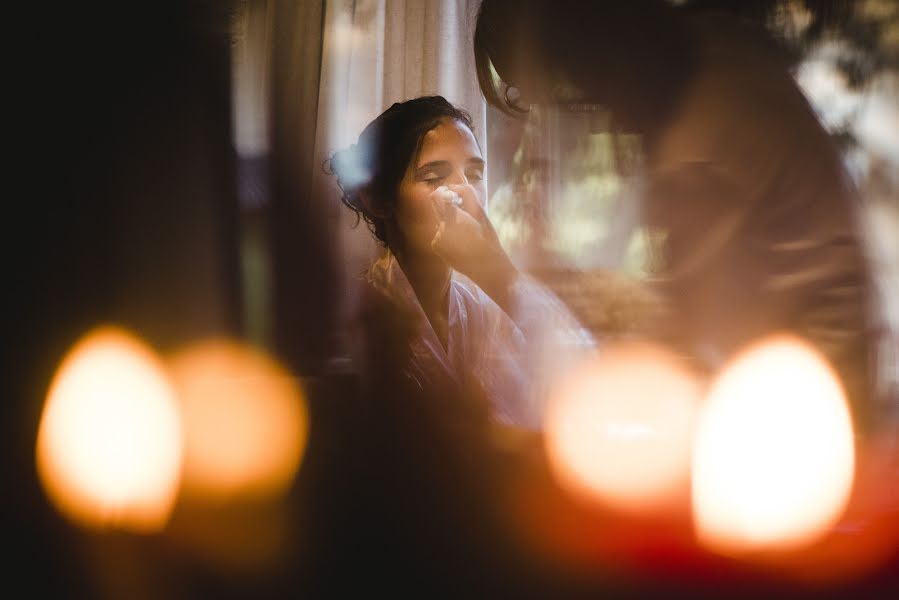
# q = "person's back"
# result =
<box><xmin>473</xmin><ymin>0</ymin><xmax>878</xmax><ymax>432</ymax></box>
<box><xmin>645</xmin><ymin>11</ymin><xmax>875</xmax><ymax>430</ymax></box>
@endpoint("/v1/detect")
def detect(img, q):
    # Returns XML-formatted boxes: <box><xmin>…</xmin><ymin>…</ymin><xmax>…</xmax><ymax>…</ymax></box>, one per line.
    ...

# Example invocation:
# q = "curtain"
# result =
<box><xmin>312</xmin><ymin>0</ymin><xmax>487</xmax><ymax>358</ymax></box>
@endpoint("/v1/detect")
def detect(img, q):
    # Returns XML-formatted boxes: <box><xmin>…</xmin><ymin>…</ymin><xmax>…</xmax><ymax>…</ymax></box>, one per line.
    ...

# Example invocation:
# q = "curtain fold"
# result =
<box><xmin>267</xmin><ymin>0</ymin><xmax>340</xmax><ymax>374</ymax></box>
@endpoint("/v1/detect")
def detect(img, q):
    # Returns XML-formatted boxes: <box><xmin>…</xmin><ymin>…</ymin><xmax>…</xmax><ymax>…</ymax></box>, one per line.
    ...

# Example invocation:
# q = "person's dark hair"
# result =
<box><xmin>474</xmin><ymin>0</ymin><xmax>698</xmax><ymax>136</ymax></box>
<box><xmin>327</xmin><ymin>96</ymin><xmax>476</xmax><ymax>247</ymax></box>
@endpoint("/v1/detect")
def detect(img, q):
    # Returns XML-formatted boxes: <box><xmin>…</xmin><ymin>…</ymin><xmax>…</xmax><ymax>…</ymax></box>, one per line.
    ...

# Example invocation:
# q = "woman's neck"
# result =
<box><xmin>393</xmin><ymin>248</ymin><xmax>452</xmax><ymax>346</ymax></box>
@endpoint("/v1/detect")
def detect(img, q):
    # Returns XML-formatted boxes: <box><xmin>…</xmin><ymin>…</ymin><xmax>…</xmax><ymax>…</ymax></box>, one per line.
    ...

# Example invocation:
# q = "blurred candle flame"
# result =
<box><xmin>692</xmin><ymin>334</ymin><xmax>856</xmax><ymax>555</ymax></box>
<box><xmin>544</xmin><ymin>342</ymin><xmax>703</xmax><ymax>513</ymax></box>
<box><xmin>35</xmin><ymin>326</ymin><xmax>183</xmax><ymax>533</ymax></box>
<box><xmin>166</xmin><ymin>339</ymin><xmax>308</xmax><ymax>503</ymax></box>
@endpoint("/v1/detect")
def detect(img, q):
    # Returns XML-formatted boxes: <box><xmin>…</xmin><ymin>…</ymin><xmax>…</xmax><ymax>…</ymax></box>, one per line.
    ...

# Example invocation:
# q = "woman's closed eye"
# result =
<box><xmin>466</xmin><ymin>169</ymin><xmax>484</xmax><ymax>182</ymax></box>
<box><xmin>423</xmin><ymin>175</ymin><xmax>447</xmax><ymax>186</ymax></box>
<box><xmin>415</xmin><ymin>165</ymin><xmax>450</xmax><ymax>186</ymax></box>
<box><xmin>414</xmin><ymin>161</ymin><xmax>485</xmax><ymax>185</ymax></box>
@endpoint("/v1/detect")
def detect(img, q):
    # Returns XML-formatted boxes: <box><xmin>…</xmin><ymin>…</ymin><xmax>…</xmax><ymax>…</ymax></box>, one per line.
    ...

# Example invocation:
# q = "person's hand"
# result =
<box><xmin>429</xmin><ymin>184</ymin><xmax>518</xmax><ymax>311</ymax></box>
<box><xmin>429</xmin><ymin>184</ymin><xmax>505</xmax><ymax>273</ymax></box>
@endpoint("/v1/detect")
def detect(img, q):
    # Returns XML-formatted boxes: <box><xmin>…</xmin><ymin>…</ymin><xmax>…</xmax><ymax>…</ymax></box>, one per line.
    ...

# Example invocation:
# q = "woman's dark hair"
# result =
<box><xmin>327</xmin><ymin>95</ymin><xmax>476</xmax><ymax>247</ymax></box>
<box><xmin>474</xmin><ymin>0</ymin><xmax>698</xmax><ymax>135</ymax></box>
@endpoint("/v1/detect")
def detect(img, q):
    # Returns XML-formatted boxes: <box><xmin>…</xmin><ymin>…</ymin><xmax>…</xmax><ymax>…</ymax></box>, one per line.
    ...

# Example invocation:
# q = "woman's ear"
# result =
<box><xmin>359</xmin><ymin>187</ymin><xmax>387</xmax><ymax>218</ymax></box>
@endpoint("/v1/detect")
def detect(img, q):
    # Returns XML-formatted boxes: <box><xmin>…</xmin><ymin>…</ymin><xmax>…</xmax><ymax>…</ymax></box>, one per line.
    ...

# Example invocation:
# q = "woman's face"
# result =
<box><xmin>394</xmin><ymin>119</ymin><xmax>487</xmax><ymax>257</ymax></box>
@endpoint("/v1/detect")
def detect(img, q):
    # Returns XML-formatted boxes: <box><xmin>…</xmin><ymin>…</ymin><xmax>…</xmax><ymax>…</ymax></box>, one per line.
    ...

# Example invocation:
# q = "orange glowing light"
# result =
<box><xmin>544</xmin><ymin>342</ymin><xmax>703</xmax><ymax>513</ymax></box>
<box><xmin>166</xmin><ymin>339</ymin><xmax>308</xmax><ymax>502</ymax></box>
<box><xmin>35</xmin><ymin>326</ymin><xmax>183</xmax><ymax>533</ymax></box>
<box><xmin>692</xmin><ymin>335</ymin><xmax>856</xmax><ymax>555</ymax></box>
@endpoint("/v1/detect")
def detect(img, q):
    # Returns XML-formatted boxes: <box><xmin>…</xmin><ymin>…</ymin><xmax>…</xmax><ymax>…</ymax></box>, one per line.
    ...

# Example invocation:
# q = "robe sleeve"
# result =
<box><xmin>462</xmin><ymin>272</ymin><xmax>598</xmax><ymax>429</ymax></box>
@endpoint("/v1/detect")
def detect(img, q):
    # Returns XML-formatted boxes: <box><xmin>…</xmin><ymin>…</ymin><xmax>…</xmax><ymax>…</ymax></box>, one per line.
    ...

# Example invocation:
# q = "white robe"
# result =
<box><xmin>360</xmin><ymin>253</ymin><xmax>596</xmax><ymax>429</ymax></box>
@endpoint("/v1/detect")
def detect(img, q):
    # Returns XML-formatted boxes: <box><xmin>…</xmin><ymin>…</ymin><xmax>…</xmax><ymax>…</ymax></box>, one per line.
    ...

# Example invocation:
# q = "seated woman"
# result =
<box><xmin>328</xmin><ymin>96</ymin><xmax>594</xmax><ymax>430</ymax></box>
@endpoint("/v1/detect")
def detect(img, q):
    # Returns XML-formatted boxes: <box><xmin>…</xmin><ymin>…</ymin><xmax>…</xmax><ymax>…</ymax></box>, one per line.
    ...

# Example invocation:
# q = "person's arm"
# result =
<box><xmin>641</xmin><ymin>162</ymin><xmax>753</xmax><ymax>371</ymax></box>
<box><xmin>432</xmin><ymin>184</ymin><xmax>598</xmax><ymax>430</ymax></box>
<box><xmin>644</xmin><ymin>161</ymin><xmax>873</xmax><ymax>417</ymax></box>
<box><xmin>430</xmin><ymin>183</ymin><xmax>594</xmax><ymax>350</ymax></box>
<box><xmin>429</xmin><ymin>183</ymin><xmax>519</xmax><ymax>316</ymax></box>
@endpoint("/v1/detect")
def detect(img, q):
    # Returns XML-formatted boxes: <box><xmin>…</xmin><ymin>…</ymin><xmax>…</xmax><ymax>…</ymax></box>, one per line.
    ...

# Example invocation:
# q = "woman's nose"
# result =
<box><xmin>446</xmin><ymin>169</ymin><xmax>468</xmax><ymax>186</ymax></box>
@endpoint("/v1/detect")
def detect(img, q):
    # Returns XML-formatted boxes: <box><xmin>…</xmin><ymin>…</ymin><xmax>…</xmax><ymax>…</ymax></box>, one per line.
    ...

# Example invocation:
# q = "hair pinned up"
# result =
<box><xmin>326</xmin><ymin>96</ymin><xmax>476</xmax><ymax>247</ymax></box>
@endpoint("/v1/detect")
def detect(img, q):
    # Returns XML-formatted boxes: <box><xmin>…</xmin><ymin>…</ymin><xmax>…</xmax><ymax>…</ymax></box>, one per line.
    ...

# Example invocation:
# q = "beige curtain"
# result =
<box><xmin>312</xmin><ymin>0</ymin><xmax>487</xmax><ymax>349</ymax></box>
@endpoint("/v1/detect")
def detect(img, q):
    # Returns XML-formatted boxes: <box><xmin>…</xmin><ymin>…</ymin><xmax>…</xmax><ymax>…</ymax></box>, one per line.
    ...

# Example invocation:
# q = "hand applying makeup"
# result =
<box><xmin>430</xmin><ymin>183</ymin><xmax>520</xmax><ymax>315</ymax></box>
